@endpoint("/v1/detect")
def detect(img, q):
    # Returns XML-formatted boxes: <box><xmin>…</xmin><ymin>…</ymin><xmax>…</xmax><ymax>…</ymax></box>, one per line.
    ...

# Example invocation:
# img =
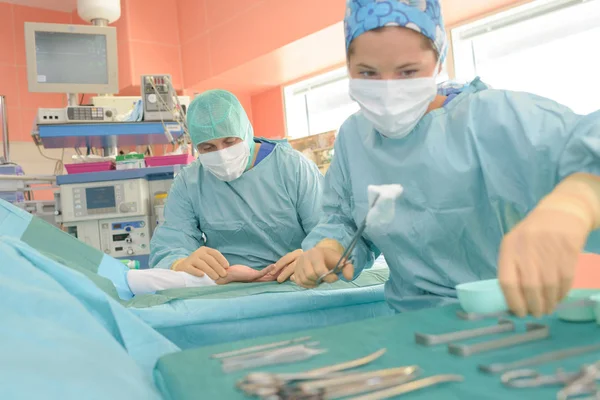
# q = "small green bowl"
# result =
<box><xmin>557</xmin><ymin>289</ymin><xmax>600</xmax><ymax>322</ymax></box>
<box><xmin>456</xmin><ymin>279</ymin><xmax>508</xmax><ymax>314</ymax></box>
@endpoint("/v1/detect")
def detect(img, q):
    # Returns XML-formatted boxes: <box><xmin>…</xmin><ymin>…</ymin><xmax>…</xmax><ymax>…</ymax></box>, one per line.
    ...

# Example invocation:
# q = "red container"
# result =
<box><xmin>65</xmin><ymin>161</ymin><xmax>115</xmax><ymax>174</ymax></box>
<box><xmin>145</xmin><ymin>154</ymin><xmax>195</xmax><ymax>167</ymax></box>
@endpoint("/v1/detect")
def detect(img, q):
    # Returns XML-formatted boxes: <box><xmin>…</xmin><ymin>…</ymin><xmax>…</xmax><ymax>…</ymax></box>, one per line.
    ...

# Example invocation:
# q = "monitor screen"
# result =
<box><xmin>85</xmin><ymin>186</ymin><xmax>116</xmax><ymax>210</ymax></box>
<box><xmin>34</xmin><ymin>31</ymin><xmax>109</xmax><ymax>85</ymax></box>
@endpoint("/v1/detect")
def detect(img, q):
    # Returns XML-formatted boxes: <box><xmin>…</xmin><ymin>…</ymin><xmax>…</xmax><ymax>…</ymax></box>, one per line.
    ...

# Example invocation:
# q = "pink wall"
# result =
<box><xmin>251</xmin><ymin>87</ymin><xmax>285</xmax><ymax>139</ymax></box>
<box><xmin>177</xmin><ymin>0</ymin><xmax>345</xmax><ymax>90</ymax></box>
<box><xmin>73</xmin><ymin>0</ymin><xmax>184</xmax><ymax>92</ymax></box>
<box><xmin>574</xmin><ymin>254</ymin><xmax>600</xmax><ymax>289</ymax></box>
<box><xmin>0</xmin><ymin>3</ymin><xmax>72</xmax><ymax>142</ymax></box>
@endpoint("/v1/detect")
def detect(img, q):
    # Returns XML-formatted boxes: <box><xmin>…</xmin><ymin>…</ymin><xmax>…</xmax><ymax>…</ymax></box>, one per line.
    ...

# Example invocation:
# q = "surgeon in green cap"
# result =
<box><xmin>150</xmin><ymin>90</ymin><xmax>323</xmax><ymax>285</ymax></box>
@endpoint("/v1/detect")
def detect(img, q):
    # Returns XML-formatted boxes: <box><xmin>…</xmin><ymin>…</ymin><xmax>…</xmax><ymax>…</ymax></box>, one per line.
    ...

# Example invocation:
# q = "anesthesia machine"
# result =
<box><xmin>1</xmin><ymin>0</ymin><xmax>194</xmax><ymax>267</ymax></box>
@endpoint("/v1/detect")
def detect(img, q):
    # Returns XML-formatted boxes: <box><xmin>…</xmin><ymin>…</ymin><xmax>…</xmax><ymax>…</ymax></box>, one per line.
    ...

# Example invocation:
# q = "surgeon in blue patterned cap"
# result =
<box><xmin>343</xmin><ymin>0</ymin><xmax>449</xmax><ymax>137</ymax></box>
<box><xmin>295</xmin><ymin>0</ymin><xmax>600</xmax><ymax>319</ymax></box>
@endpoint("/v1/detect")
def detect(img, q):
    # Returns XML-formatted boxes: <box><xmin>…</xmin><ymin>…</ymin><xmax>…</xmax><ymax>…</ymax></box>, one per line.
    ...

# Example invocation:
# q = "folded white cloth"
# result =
<box><xmin>127</xmin><ymin>269</ymin><xmax>216</xmax><ymax>296</ymax></box>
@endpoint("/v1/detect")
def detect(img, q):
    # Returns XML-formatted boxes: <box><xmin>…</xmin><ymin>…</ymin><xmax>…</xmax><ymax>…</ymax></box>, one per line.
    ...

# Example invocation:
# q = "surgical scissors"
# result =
<box><xmin>316</xmin><ymin>194</ymin><xmax>381</xmax><ymax>285</ymax></box>
<box><xmin>502</xmin><ymin>369</ymin><xmax>583</xmax><ymax>389</ymax></box>
<box><xmin>501</xmin><ymin>361</ymin><xmax>600</xmax><ymax>399</ymax></box>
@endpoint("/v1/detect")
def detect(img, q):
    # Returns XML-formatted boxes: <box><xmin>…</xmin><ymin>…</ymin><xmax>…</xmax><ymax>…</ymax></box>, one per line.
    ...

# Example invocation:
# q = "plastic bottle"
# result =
<box><xmin>154</xmin><ymin>192</ymin><xmax>168</xmax><ymax>226</ymax></box>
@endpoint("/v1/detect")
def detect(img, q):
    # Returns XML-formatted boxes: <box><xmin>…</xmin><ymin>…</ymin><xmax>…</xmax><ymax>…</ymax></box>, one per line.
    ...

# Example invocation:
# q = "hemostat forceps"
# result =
<box><xmin>237</xmin><ymin>349</ymin><xmax>386</xmax><ymax>389</ymax></box>
<box><xmin>316</xmin><ymin>194</ymin><xmax>380</xmax><ymax>285</ymax></box>
<box><xmin>237</xmin><ymin>349</ymin><xmax>387</xmax><ymax>397</ymax></box>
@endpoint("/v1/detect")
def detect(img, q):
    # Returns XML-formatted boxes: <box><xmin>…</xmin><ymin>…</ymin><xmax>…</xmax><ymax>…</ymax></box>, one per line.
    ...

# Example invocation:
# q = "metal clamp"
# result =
<box><xmin>415</xmin><ymin>319</ymin><xmax>515</xmax><ymax>346</ymax></box>
<box><xmin>479</xmin><ymin>342</ymin><xmax>600</xmax><ymax>374</ymax></box>
<box><xmin>448</xmin><ymin>323</ymin><xmax>549</xmax><ymax>357</ymax></box>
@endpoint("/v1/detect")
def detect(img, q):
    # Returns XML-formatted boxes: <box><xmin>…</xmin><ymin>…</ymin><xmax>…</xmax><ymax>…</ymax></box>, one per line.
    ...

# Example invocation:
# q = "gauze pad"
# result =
<box><xmin>366</xmin><ymin>184</ymin><xmax>404</xmax><ymax>228</ymax></box>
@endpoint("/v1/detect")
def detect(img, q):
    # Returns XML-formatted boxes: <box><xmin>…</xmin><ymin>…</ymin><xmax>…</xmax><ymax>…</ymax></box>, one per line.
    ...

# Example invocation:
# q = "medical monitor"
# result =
<box><xmin>24</xmin><ymin>22</ymin><xmax>118</xmax><ymax>94</ymax></box>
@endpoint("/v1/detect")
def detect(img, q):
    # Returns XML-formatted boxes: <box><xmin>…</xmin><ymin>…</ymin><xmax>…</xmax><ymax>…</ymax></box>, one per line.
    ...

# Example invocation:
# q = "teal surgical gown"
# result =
<box><xmin>151</xmin><ymin>141</ymin><xmax>323</xmax><ymax>270</ymax></box>
<box><xmin>302</xmin><ymin>78</ymin><xmax>600</xmax><ymax>313</ymax></box>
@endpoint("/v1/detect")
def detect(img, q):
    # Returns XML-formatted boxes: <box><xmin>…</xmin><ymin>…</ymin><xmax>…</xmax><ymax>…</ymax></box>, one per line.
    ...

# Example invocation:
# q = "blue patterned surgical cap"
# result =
<box><xmin>344</xmin><ymin>0</ymin><xmax>447</xmax><ymax>62</ymax></box>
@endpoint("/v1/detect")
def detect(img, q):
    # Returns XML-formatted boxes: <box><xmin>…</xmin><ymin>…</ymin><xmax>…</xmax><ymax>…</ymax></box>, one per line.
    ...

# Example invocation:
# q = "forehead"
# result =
<box><xmin>350</xmin><ymin>27</ymin><xmax>429</xmax><ymax>60</ymax></box>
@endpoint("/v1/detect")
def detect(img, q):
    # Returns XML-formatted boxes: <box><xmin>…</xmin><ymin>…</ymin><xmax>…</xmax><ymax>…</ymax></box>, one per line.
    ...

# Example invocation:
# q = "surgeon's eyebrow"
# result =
<box><xmin>355</xmin><ymin>63</ymin><xmax>376</xmax><ymax>70</ymax></box>
<box><xmin>395</xmin><ymin>62</ymin><xmax>420</xmax><ymax>70</ymax></box>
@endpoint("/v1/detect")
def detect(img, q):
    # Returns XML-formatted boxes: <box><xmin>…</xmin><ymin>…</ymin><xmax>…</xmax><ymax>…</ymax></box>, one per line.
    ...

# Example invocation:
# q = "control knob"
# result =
<box><xmin>127</xmin><ymin>248</ymin><xmax>134</xmax><ymax>255</ymax></box>
<box><xmin>119</xmin><ymin>203</ymin><xmax>131</xmax><ymax>213</ymax></box>
<box><xmin>125</xmin><ymin>237</ymin><xmax>133</xmax><ymax>244</ymax></box>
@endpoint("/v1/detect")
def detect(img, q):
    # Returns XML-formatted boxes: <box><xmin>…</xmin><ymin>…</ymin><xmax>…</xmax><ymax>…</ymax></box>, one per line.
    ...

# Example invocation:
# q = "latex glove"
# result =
<box><xmin>293</xmin><ymin>239</ymin><xmax>353</xmax><ymax>288</ymax></box>
<box><xmin>215</xmin><ymin>264</ymin><xmax>277</xmax><ymax>285</ymax></box>
<box><xmin>171</xmin><ymin>247</ymin><xmax>229</xmax><ymax>280</ymax></box>
<box><xmin>499</xmin><ymin>174</ymin><xmax>600</xmax><ymax>318</ymax></box>
<box><xmin>498</xmin><ymin>207</ymin><xmax>590</xmax><ymax>318</ymax></box>
<box><xmin>266</xmin><ymin>249</ymin><xmax>303</xmax><ymax>283</ymax></box>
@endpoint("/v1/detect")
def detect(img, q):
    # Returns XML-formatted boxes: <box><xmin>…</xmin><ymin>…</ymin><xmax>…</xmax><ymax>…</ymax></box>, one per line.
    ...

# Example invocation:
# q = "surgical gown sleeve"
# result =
<box><xmin>467</xmin><ymin>89</ymin><xmax>600</xmax><ymax>249</ymax></box>
<box><xmin>301</xmin><ymin>129</ymin><xmax>378</xmax><ymax>278</ymax></box>
<box><xmin>287</xmin><ymin>149</ymin><xmax>324</xmax><ymax>235</ymax></box>
<box><xmin>149</xmin><ymin>171</ymin><xmax>204</xmax><ymax>269</ymax></box>
<box><xmin>471</xmin><ymin>90</ymin><xmax>600</xmax><ymax>187</ymax></box>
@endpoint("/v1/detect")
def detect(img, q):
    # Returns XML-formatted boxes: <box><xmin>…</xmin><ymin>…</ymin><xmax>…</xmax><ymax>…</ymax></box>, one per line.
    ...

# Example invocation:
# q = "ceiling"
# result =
<box><xmin>0</xmin><ymin>0</ymin><xmax>77</xmax><ymax>12</ymax></box>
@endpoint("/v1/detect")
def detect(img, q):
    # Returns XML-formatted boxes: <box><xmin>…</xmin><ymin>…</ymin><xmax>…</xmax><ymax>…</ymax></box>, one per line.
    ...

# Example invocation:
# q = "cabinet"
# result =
<box><xmin>288</xmin><ymin>131</ymin><xmax>336</xmax><ymax>175</ymax></box>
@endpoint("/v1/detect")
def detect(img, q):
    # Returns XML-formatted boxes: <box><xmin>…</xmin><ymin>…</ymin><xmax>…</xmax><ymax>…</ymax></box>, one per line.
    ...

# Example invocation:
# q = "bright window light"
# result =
<box><xmin>452</xmin><ymin>0</ymin><xmax>600</xmax><ymax>114</ymax></box>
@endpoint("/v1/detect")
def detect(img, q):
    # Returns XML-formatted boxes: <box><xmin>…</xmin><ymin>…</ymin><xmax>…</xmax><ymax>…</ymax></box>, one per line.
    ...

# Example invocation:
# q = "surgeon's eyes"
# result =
<box><xmin>398</xmin><ymin>70</ymin><xmax>418</xmax><ymax>78</ymax></box>
<box><xmin>358</xmin><ymin>70</ymin><xmax>378</xmax><ymax>78</ymax></box>
<box><xmin>199</xmin><ymin>145</ymin><xmax>215</xmax><ymax>152</ymax></box>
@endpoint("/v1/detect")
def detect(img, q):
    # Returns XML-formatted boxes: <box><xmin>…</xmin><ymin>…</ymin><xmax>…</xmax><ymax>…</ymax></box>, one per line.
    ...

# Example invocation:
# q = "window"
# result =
<box><xmin>284</xmin><ymin>64</ymin><xmax>450</xmax><ymax>139</ymax></box>
<box><xmin>284</xmin><ymin>67</ymin><xmax>359</xmax><ymax>139</ymax></box>
<box><xmin>452</xmin><ymin>0</ymin><xmax>600</xmax><ymax>114</ymax></box>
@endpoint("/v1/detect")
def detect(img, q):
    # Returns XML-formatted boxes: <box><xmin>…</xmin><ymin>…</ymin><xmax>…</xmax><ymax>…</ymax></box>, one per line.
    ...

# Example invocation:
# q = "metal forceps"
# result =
<box><xmin>316</xmin><ymin>194</ymin><xmax>381</xmax><ymax>285</ymax></box>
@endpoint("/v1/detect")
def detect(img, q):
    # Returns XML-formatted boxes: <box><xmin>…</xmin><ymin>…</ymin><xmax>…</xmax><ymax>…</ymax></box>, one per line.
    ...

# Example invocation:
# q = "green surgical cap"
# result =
<box><xmin>187</xmin><ymin>90</ymin><xmax>254</xmax><ymax>149</ymax></box>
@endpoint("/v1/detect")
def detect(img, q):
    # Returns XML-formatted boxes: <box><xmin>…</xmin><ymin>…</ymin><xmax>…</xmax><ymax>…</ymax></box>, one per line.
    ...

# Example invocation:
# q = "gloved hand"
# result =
<box><xmin>215</xmin><ymin>264</ymin><xmax>277</xmax><ymax>285</ymax></box>
<box><xmin>498</xmin><ymin>174</ymin><xmax>600</xmax><ymax>318</ymax></box>
<box><xmin>267</xmin><ymin>249</ymin><xmax>303</xmax><ymax>283</ymax></box>
<box><xmin>171</xmin><ymin>247</ymin><xmax>229</xmax><ymax>280</ymax></box>
<box><xmin>293</xmin><ymin>239</ymin><xmax>353</xmax><ymax>288</ymax></box>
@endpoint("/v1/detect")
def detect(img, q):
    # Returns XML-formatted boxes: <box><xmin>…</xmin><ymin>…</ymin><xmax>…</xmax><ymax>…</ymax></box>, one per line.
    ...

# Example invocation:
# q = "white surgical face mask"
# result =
<box><xmin>198</xmin><ymin>141</ymin><xmax>250</xmax><ymax>182</ymax></box>
<box><xmin>349</xmin><ymin>71</ymin><xmax>439</xmax><ymax>139</ymax></box>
